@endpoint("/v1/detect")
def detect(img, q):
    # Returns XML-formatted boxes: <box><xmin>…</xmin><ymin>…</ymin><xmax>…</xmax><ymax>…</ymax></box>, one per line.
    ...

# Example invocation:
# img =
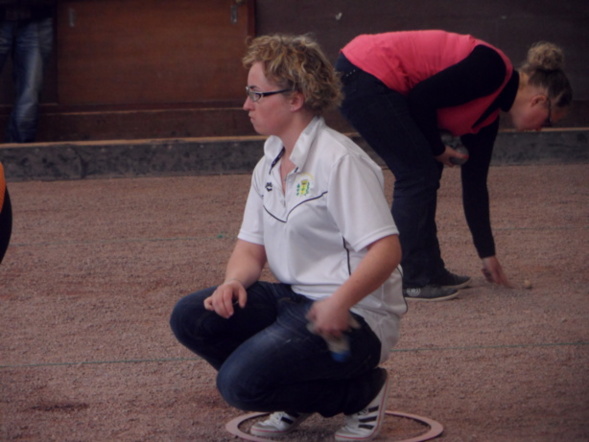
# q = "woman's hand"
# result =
<box><xmin>435</xmin><ymin>145</ymin><xmax>469</xmax><ymax>167</ymax></box>
<box><xmin>204</xmin><ymin>239</ymin><xmax>266</xmax><ymax>318</ymax></box>
<box><xmin>306</xmin><ymin>235</ymin><xmax>400</xmax><ymax>337</ymax></box>
<box><xmin>481</xmin><ymin>256</ymin><xmax>513</xmax><ymax>287</ymax></box>
<box><xmin>204</xmin><ymin>279</ymin><xmax>247</xmax><ymax>319</ymax></box>
<box><xmin>306</xmin><ymin>297</ymin><xmax>352</xmax><ymax>338</ymax></box>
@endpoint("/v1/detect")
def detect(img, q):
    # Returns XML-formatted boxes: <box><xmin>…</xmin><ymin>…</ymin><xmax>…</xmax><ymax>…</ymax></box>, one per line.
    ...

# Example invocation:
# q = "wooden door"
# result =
<box><xmin>56</xmin><ymin>0</ymin><xmax>254</xmax><ymax>107</ymax></box>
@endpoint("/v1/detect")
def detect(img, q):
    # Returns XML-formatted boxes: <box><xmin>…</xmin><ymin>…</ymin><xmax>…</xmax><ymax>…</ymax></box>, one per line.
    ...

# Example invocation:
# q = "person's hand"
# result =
<box><xmin>435</xmin><ymin>145</ymin><xmax>468</xmax><ymax>167</ymax></box>
<box><xmin>203</xmin><ymin>279</ymin><xmax>247</xmax><ymax>318</ymax></box>
<box><xmin>306</xmin><ymin>297</ymin><xmax>352</xmax><ymax>338</ymax></box>
<box><xmin>481</xmin><ymin>256</ymin><xmax>513</xmax><ymax>287</ymax></box>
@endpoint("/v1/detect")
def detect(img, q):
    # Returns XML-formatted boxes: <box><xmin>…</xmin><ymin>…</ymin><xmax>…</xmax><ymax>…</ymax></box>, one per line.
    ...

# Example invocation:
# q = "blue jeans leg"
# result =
<box><xmin>170</xmin><ymin>282</ymin><xmax>384</xmax><ymax>417</ymax></box>
<box><xmin>3</xmin><ymin>17</ymin><xmax>53</xmax><ymax>143</ymax></box>
<box><xmin>337</xmin><ymin>56</ymin><xmax>445</xmax><ymax>287</ymax></box>
<box><xmin>170</xmin><ymin>282</ymin><xmax>279</xmax><ymax>370</ymax></box>
<box><xmin>0</xmin><ymin>21</ymin><xmax>11</xmax><ymax>69</ymax></box>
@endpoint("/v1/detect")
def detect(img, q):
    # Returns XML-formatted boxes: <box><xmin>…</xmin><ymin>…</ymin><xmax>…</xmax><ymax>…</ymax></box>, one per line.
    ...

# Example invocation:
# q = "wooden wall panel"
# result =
<box><xmin>1</xmin><ymin>0</ymin><xmax>586</xmax><ymax>141</ymax></box>
<box><xmin>57</xmin><ymin>0</ymin><xmax>253</xmax><ymax>106</ymax></box>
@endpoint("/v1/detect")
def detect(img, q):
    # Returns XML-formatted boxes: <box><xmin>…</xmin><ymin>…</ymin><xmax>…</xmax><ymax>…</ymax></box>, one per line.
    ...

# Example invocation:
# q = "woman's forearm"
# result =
<box><xmin>224</xmin><ymin>239</ymin><xmax>267</xmax><ymax>288</ymax></box>
<box><xmin>330</xmin><ymin>234</ymin><xmax>401</xmax><ymax>311</ymax></box>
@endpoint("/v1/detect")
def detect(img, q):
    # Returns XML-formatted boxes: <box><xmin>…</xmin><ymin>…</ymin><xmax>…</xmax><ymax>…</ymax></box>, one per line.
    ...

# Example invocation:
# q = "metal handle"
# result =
<box><xmin>230</xmin><ymin>0</ymin><xmax>245</xmax><ymax>24</ymax></box>
<box><xmin>68</xmin><ymin>8</ymin><xmax>76</xmax><ymax>27</ymax></box>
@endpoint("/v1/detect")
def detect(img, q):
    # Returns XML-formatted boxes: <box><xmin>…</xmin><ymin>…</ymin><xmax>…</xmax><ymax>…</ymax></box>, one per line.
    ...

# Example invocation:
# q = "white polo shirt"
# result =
<box><xmin>238</xmin><ymin>117</ymin><xmax>406</xmax><ymax>362</ymax></box>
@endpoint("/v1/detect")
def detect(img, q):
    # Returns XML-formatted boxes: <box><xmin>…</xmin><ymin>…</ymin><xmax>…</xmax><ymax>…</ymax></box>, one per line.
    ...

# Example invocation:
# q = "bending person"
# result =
<box><xmin>336</xmin><ymin>30</ymin><xmax>572</xmax><ymax>301</ymax></box>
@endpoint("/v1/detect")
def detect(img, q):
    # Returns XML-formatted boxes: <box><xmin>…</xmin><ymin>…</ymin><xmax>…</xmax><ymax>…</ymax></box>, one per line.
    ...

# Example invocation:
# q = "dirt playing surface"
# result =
<box><xmin>1</xmin><ymin>163</ymin><xmax>588</xmax><ymax>441</ymax></box>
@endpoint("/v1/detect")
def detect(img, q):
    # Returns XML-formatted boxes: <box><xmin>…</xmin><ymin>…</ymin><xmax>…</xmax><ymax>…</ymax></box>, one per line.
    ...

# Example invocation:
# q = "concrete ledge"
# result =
<box><xmin>0</xmin><ymin>129</ymin><xmax>587</xmax><ymax>182</ymax></box>
<box><xmin>0</xmin><ymin>136</ymin><xmax>266</xmax><ymax>182</ymax></box>
<box><xmin>490</xmin><ymin>129</ymin><xmax>589</xmax><ymax>165</ymax></box>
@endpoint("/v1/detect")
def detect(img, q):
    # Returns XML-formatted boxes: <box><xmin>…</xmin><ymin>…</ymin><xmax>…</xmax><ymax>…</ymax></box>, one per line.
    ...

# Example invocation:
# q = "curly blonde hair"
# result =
<box><xmin>242</xmin><ymin>34</ymin><xmax>342</xmax><ymax>115</ymax></box>
<box><xmin>519</xmin><ymin>42</ymin><xmax>572</xmax><ymax>108</ymax></box>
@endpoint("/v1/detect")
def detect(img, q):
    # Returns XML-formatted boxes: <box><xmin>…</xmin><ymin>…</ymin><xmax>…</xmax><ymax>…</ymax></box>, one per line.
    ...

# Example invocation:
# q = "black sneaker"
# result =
<box><xmin>431</xmin><ymin>270</ymin><xmax>471</xmax><ymax>290</ymax></box>
<box><xmin>403</xmin><ymin>285</ymin><xmax>458</xmax><ymax>301</ymax></box>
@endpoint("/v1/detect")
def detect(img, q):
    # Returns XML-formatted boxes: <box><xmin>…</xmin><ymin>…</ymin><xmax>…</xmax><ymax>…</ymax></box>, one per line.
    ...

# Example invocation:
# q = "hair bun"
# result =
<box><xmin>527</xmin><ymin>42</ymin><xmax>564</xmax><ymax>71</ymax></box>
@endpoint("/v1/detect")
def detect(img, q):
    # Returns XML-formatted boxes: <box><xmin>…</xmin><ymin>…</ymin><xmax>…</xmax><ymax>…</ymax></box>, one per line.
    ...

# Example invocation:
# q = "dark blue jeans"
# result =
<box><xmin>336</xmin><ymin>54</ymin><xmax>445</xmax><ymax>288</ymax></box>
<box><xmin>169</xmin><ymin>282</ymin><xmax>384</xmax><ymax>417</ymax></box>
<box><xmin>0</xmin><ymin>17</ymin><xmax>53</xmax><ymax>143</ymax></box>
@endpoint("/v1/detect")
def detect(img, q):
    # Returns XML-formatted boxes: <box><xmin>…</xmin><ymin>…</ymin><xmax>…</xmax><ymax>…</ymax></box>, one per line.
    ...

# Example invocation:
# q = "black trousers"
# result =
<box><xmin>0</xmin><ymin>188</ymin><xmax>12</xmax><ymax>264</ymax></box>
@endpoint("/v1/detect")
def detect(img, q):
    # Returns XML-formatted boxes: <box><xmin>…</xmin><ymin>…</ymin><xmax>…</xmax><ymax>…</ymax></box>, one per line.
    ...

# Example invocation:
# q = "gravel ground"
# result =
<box><xmin>1</xmin><ymin>163</ymin><xmax>588</xmax><ymax>441</ymax></box>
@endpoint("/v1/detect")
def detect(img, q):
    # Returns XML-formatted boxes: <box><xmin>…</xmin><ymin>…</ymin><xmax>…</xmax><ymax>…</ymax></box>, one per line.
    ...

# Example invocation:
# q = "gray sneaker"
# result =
<box><xmin>403</xmin><ymin>285</ymin><xmax>458</xmax><ymax>301</ymax></box>
<box><xmin>431</xmin><ymin>270</ymin><xmax>471</xmax><ymax>290</ymax></box>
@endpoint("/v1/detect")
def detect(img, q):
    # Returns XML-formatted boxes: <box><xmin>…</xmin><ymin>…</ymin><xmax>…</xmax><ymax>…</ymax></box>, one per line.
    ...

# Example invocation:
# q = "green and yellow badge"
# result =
<box><xmin>295</xmin><ymin>173</ymin><xmax>314</xmax><ymax>197</ymax></box>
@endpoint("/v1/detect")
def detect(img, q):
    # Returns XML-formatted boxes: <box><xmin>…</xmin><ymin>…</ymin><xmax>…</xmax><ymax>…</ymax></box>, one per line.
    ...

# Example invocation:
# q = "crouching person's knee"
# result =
<box><xmin>169</xmin><ymin>298</ymin><xmax>191</xmax><ymax>342</ymax></box>
<box><xmin>217</xmin><ymin>364</ymin><xmax>267</xmax><ymax>411</ymax></box>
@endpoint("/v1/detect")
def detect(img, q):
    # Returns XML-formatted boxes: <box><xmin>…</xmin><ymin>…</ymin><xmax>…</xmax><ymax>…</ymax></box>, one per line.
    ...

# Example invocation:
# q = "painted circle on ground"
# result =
<box><xmin>226</xmin><ymin>410</ymin><xmax>444</xmax><ymax>441</ymax></box>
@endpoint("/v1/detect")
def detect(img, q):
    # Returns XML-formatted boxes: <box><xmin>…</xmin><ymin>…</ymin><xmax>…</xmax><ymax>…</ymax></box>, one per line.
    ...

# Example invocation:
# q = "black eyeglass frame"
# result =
<box><xmin>245</xmin><ymin>86</ymin><xmax>292</xmax><ymax>102</ymax></box>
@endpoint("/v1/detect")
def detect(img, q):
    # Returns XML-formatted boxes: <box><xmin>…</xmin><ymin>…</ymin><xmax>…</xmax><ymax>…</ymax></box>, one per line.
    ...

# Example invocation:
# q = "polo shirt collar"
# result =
<box><xmin>265</xmin><ymin>116</ymin><xmax>324</xmax><ymax>171</ymax></box>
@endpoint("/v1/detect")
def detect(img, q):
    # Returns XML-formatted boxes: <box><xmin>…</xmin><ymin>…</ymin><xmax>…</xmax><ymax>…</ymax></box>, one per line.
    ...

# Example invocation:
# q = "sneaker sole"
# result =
<box><xmin>404</xmin><ymin>290</ymin><xmax>460</xmax><ymax>302</ymax></box>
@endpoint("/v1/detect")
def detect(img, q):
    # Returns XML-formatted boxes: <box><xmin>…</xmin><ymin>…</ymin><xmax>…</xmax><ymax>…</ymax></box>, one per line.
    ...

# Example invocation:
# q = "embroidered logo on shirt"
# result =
<box><xmin>294</xmin><ymin>173</ymin><xmax>314</xmax><ymax>197</ymax></box>
<box><xmin>265</xmin><ymin>182</ymin><xmax>273</xmax><ymax>192</ymax></box>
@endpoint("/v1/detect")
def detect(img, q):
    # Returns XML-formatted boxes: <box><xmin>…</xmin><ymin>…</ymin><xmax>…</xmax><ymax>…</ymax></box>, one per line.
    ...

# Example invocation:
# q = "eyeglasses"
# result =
<box><xmin>245</xmin><ymin>86</ymin><xmax>291</xmax><ymax>102</ymax></box>
<box><xmin>542</xmin><ymin>96</ymin><xmax>553</xmax><ymax>128</ymax></box>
